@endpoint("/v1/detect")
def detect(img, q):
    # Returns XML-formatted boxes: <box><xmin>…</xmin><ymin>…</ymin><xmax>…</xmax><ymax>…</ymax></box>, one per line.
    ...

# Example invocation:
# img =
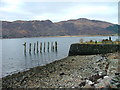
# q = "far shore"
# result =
<box><xmin>1</xmin><ymin>34</ymin><xmax>118</xmax><ymax>39</ymax></box>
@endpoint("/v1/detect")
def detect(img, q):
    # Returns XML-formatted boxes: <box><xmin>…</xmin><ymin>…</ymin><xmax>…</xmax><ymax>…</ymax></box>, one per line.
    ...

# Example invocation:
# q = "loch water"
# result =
<box><xmin>1</xmin><ymin>36</ymin><xmax>118</xmax><ymax>77</ymax></box>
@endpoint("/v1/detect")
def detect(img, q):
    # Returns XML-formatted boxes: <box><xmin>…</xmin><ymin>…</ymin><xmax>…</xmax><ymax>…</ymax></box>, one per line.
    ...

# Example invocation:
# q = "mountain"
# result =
<box><xmin>2</xmin><ymin>18</ymin><xmax>119</xmax><ymax>38</ymax></box>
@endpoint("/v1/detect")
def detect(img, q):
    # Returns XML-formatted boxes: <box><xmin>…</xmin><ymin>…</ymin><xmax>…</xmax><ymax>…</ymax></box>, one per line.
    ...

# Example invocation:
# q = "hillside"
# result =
<box><xmin>2</xmin><ymin>18</ymin><xmax>119</xmax><ymax>38</ymax></box>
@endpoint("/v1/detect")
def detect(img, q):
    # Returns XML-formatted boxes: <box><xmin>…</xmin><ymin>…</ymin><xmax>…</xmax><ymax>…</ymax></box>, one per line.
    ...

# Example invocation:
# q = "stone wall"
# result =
<box><xmin>68</xmin><ymin>44</ymin><xmax>120</xmax><ymax>56</ymax></box>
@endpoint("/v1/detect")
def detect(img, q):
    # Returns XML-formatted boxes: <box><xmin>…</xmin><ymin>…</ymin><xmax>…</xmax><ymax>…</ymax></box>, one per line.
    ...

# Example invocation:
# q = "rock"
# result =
<box><xmin>60</xmin><ymin>64</ymin><xmax>63</xmax><ymax>67</ymax></box>
<box><xmin>59</xmin><ymin>86</ymin><xmax>62</xmax><ymax>88</ymax></box>
<box><xmin>79</xmin><ymin>81</ymin><xmax>86</xmax><ymax>87</ymax></box>
<box><xmin>104</xmin><ymin>76</ymin><xmax>109</xmax><ymax>79</ymax></box>
<box><xmin>59</xmin><ymin>72</ymin><xmax>65</xmax><ymax>76</ymax></box>
<box><xmin>94</xmin><ymin>83</ymin><xmax>105</xmax><ymax>88</ymax></box>
<box><xmin>72</xmin><ymin>58</ymin><xmax>75</xmax><ymax>61</ymax></box>
<box><xmin>110</xmin><ymin>74</ymin><xmax>120</xmax><ymax>88</ymax></box>
<box><xmin>98</xmin><ymin>72</ymin><xmax>103</xmax><ymax>76</ymax></box>
<box><xmin>115</xmin><ymin>72</ymin><xmax>120</xmax><ymax>75</ymax></box>
<box><xmin>49</xmin><ymin>71</ymin><xmax>53</xmax><ymax>73</ymax></box>
<box><xmin>83</xmin><ymin>84</ymin><xmax>93</xmax><ymax>88</ymax></box>
<box><xmin>86</xmin><ymin>80</ymin><xmax>94</xmax><ymax>85</ymax></box>
<box><xmin>96</xmin><ymin>59</ymin><xmax>103</xmax><ymax>63</ymax></box>
<box><xmin>97</xmin><ymin>78</ymin><xmax>102</xmax><ymax>83</ymax></box>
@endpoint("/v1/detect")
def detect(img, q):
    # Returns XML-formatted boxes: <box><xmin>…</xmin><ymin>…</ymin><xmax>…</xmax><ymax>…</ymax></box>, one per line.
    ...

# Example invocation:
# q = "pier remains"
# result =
<box><xmin>69</xmin><ymin>37</ymin><xmax>120</xmax><ymax>56</ymax></box>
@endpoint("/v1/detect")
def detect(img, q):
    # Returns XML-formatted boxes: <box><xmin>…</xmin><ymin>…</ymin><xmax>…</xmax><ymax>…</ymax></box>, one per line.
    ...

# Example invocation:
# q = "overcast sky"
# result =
<box><xmin>0</xmin><ymin>0</ymin><xmax>119</xmax><ymax>24</ymax></box>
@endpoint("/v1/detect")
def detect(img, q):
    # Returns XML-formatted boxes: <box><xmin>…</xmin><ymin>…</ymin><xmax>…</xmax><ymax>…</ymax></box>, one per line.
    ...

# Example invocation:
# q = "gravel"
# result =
<box><xmin>2</xmin><ymin>52</ymin><xmax>119</xmax><ymax>89</ymax></box>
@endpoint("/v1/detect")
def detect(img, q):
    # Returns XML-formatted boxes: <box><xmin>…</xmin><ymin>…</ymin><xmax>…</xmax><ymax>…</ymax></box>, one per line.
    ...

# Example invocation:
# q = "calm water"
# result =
<box><xmin>1</xmin><ymin>36</ymin><xmax>118</xmax><ymax>77</ymax></box>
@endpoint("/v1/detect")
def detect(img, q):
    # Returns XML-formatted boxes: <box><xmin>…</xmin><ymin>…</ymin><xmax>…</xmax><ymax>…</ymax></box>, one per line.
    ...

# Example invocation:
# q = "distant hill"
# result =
<box><xmin>2</xmin><ymin>18</ymin><xmax>119</xmax><ymax>38</ymax></box>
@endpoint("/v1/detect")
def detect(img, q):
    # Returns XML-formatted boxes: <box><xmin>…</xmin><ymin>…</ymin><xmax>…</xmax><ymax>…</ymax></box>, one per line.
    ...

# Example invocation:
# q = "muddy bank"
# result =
<box><xmin>2</xmin><ymin>52</ymin><xmax>119</xmax><ymax>88</ymax></box>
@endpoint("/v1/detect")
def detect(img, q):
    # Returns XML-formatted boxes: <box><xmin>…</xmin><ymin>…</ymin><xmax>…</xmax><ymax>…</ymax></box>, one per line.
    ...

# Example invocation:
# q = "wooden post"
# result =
<box><xmin>44</xmin><ymin>42</ymin><xmax>45</xmax><ymax>52</ymax></box>
<box><xmin>37</xmin><ymin>41</ymin><xmax>39</xmax><ymax>53</ymax></box>
<box><xmin>51</xmin><ymin>42</ymin><xmax>53</xmax><ymax>51</ymax></box>
<box><xmin>29</xmin><ymin>43</ymin><xmax>32</xmax><ymax>53</ymax></box>
<box><xmin>23</xmin><ymin>42</ymin><xmax>26</xmax><ymax>53</ymax></box>
<box><xmin>53</xmin><ymin>44</ymin><xmax>54</xmax><ymax>52</ymax></box>
<box><xmin>48</xmin><ymin>42</ymin><xmax>49</xmax><ymax>52</ymax></box>
<box><xmin>34</xmin><ymin>43</ymin><xmax>36</xmax><ymax>53</ymax></box>
<box><xmin>55</xmin><ymin>41</ymin><xmax>58</xmax><ymax>52</ymax></box>
<box><xmin>40</xmin><ymin>42</ymin><xmax>42</xmax><ymax>53</ymax></box>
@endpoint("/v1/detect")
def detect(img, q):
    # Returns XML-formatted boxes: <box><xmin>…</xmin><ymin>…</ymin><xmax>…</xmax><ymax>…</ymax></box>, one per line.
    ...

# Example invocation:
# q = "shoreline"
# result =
<box><xmin>1</xmin><ymin>34</ymin><xmax>118</xmax><ymax>39</ymax></box>
<box><xmin>2</xmin><ymin>52</ymin><xmax>119</xmax><ymax>88</ymax></box>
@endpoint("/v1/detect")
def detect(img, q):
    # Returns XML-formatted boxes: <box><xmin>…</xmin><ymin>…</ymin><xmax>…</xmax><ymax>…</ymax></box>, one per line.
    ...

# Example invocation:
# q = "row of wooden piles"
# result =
<box><xmin>23</xmin><ymin>41</ymin><xmax>58</xmax><ymax>53</ymax></box>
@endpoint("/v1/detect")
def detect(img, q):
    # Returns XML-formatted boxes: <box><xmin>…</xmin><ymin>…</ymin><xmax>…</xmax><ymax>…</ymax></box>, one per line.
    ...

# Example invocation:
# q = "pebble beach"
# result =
<box><xmin>2</xmin><ymin>52</ymin><xmax>120</xmax><ymax>89</ymax></box>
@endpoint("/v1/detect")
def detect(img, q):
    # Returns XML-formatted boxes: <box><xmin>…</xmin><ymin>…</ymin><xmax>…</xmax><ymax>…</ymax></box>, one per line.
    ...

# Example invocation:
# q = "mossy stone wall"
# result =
<box><xmin>69</xmin><ymin>44</ymin><xmax>120</xmax><ymax>56</ymax></box>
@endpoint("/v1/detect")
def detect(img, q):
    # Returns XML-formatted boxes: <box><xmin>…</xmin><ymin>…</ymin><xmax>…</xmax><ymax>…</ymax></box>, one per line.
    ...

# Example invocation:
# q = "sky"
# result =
<box><xmin>0</xmin><ymin>0</ymin><xmax>119</xmax><ymax>24</ymax></box>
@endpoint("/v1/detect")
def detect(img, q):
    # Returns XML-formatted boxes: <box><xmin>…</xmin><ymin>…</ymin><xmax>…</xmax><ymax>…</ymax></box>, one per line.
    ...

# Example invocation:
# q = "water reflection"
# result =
<box><xmin>36</xmin><ymin>52</ymin><xmax>40</xmax><ymax>66</ymax></box>
<box><xmin>23</xmin><ymin>44</ymin><xmax>58</xmax><ymax>70</ymax></box>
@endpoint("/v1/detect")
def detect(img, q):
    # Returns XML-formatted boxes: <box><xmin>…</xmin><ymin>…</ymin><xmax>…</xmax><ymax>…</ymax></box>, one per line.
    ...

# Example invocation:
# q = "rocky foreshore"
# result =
<box><xmin>2</xmin><ymin>52</ymin><xmax>120</xmax><ymax>89</ymax></box>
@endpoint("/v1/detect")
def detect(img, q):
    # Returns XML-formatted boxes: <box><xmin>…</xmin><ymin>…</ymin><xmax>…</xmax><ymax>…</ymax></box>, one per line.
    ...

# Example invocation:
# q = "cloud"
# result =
<box><xmin>67</xmin><ymin>4</ymin><xmax>117</xmax><ymax>18</ymax></box>
<box><xmin>32</xmin><ymin>2</ymin><xmax>117</xmax><ymax>23</ymax></box>
<box><xmin>0</xmin><ymin>0</ymin><xmax>23</xmax><ymax>12</ymax></box>
<box><xmin>0</xmin><ymin>1</ymin><xmax>118</xmax><ymax>24</ymax></box>
<box><xmin>16</xmin><ymin>0</ymin><xmax>119</xmax><ymax>2</ymax></box>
